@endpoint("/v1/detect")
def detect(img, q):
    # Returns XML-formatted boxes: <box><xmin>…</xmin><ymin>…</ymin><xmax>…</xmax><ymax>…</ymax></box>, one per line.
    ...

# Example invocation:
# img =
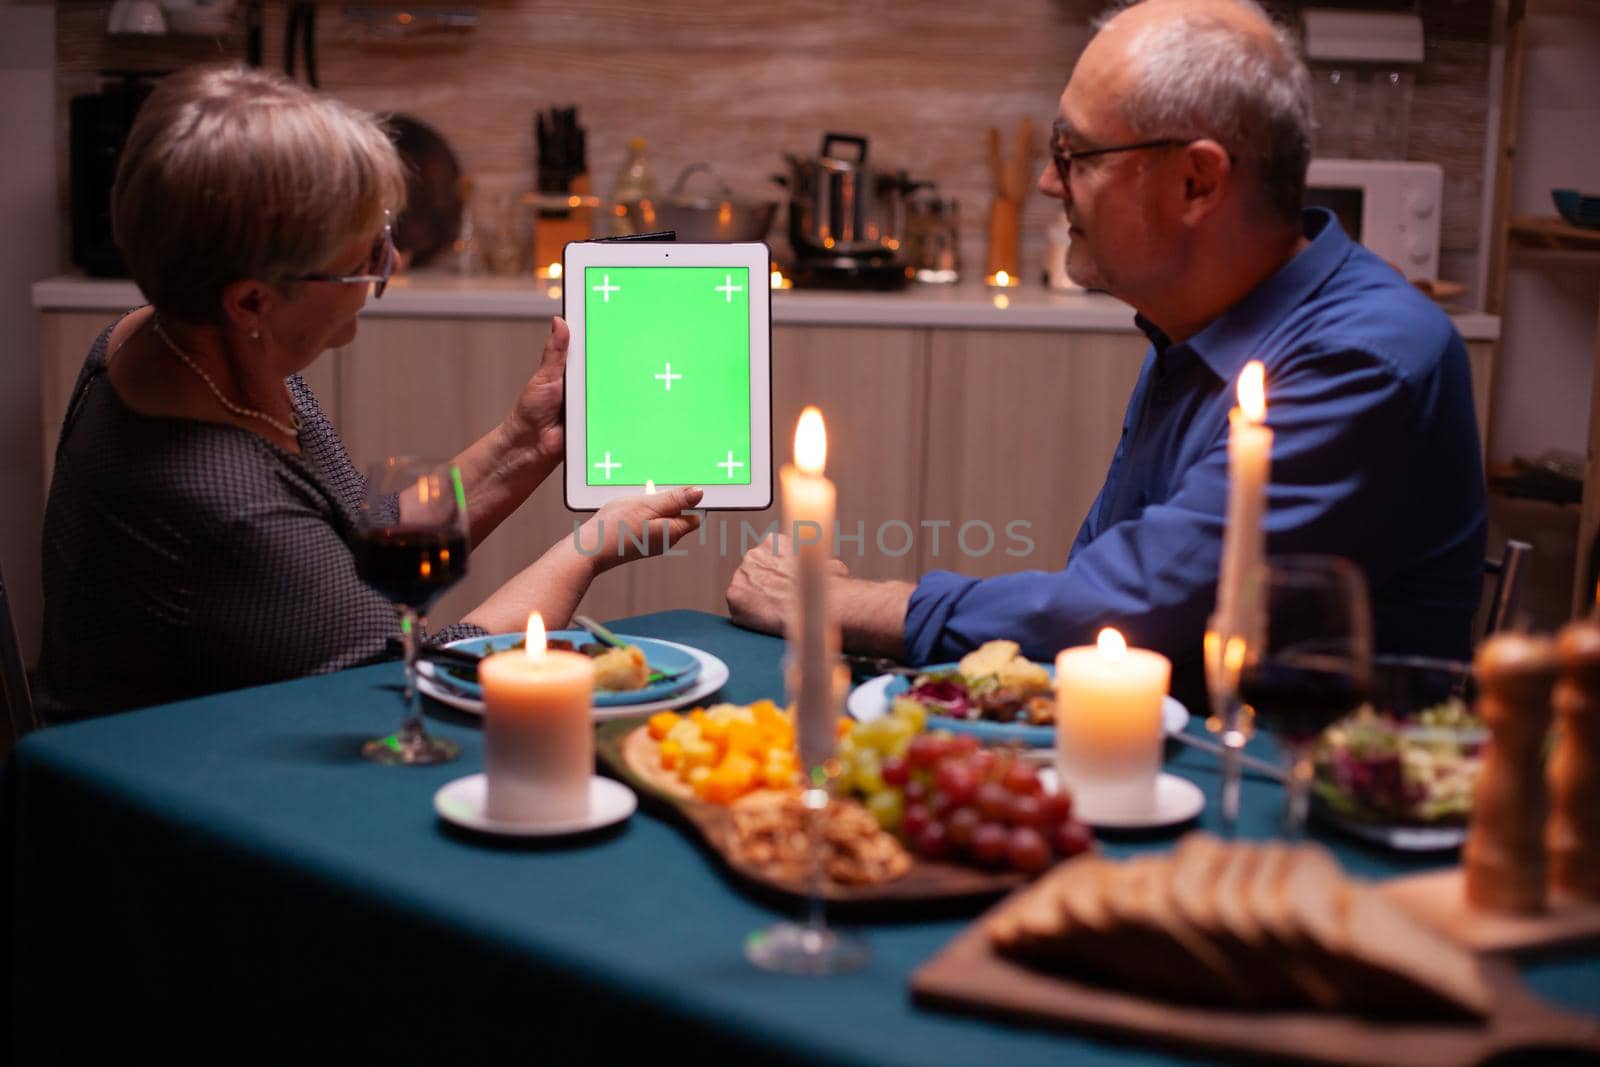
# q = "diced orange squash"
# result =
<box><xmin>658</xmin><ymin>737</ymin><xmax>683</xmax><ymax>770</ymax></box>
<box><xmin>647</xmin><ymin>711</ymin><xmax>680</xmax><ymax>740</ymax></box>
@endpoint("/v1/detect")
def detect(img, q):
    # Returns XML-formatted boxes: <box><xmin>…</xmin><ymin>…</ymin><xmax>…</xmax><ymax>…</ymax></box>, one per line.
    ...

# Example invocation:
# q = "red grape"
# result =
<box><xmin>1052</xmin><ymin>819</ymin><xmax>1094</xmax><ymax>859</ymax></box>
<box><xmin>988</xmin><ymin>751</ymin><xmax>1016</xmax><ymax>782</ymax></box>
<box><xmin>967</xmin><ymin>749</ymin><xmax>997</xmax><ymax>781</ymax></box>
<box><xmin>903</xmin><ymin>778</ymin><xmax>930</xmax><ymax>805</ymax></box>
<box><xmin>934</xmin><ymin>761</ymin><xmax>979</xmax><ymax>807</ymax></box>
<box><xmin>916</xmin><ymin>821</ymin><xmax>952</xmax><ymax>861</ymax></box>
<box><xmin>1008</xmin><ymin>793</ymin><xmax>1046</xmax><ymax>829</ymax></box>
<box><xmin>975</xmin><ymin>781</ymin><xmax>1011</xmax><ymax>822</ymax></box>
<box><xmin>971</xmin><ymin>822</ymin><xmax>1009</xmax><ymax>866</ymax></box>
<box><xmin>907</xmin><ymin>734</ymin><xmax>940</xmax><ymax>769</ymax></box>
<box><xmin>930</xmin><ymin>789</ymin><xmax>960</xmax><ymax>817</ymax></box>
<box><xmin>947</xmin><ymin>806</ymin><xmax>980</xmax><ymax>848</ymax></box>
<box><xmin>926</xmin><ymin>732</ymin><xmax>957</xmax><ymax>764</ymax></box>
<box><xmin>903</xmin><ymin>802</ymin><xmax>932</xmax><ymax>841</ymax></box>
<box><xmin>881</xmin><ymin>755</ymin><xmax>910</xmax><ymax>787</ymax></box>
<box><xmin>1007</xmin><ymin>826</ymin><xmax>1052</xmax><ymax>873</ymax></box>
<box><xmin>1003</xmin><ymin>761</ymin><xmax>1042</xmax><ymax>796</ymax></box>
<box><xmin>950</xmin><ymin>734</ymin><xmax>981</xmax><ymax>757</ymax></box>
<box><xmin>1041</xmin><ymin>790</ymin><xmax>1074</xmax><ymax>826</ymax></box>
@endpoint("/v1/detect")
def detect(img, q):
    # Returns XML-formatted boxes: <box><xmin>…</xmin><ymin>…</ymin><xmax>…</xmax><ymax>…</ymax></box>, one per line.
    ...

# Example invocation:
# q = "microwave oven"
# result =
<box><xmin>1304</xmin><ymin>159</ymin><xmax>1442</xmax><ymax>281</ymax></box>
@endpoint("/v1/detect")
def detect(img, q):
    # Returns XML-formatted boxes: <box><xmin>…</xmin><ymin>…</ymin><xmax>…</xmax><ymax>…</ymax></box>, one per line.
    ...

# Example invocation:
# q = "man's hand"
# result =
<box><xmin>726</xmin><ymin>534</ymin><xmax>850</xmax><ymax>636</ymax></box>
<box><xmin>505</xmin><ymin>316</ymin><xmax>569</xmax><ymax>464</ymax></box>
<box><xmin>577</xmin><ymin>487</ymin><xmax>704</xmax><ymax>573</ymax></box>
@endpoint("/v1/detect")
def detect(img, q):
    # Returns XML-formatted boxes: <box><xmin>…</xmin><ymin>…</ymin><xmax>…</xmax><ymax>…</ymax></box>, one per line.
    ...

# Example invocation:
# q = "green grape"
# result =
<box><xmin>882</xmin><ymin>717</ymin><xmax>915</xmax><ymax>758</ymax></box>
<box><xmin>890</xmin><ymin>697</ymin><xmax>929</xmax><ymax>733</ymax></box>
<box><xmin>854</xmin><ymin>747</ymin><xmax>885</xmax><ymax>795</ymax></box>
<box><xmin>866</xmin><ymin>788</ymin><xmax>905</xmax><ymax>832</ymax></box>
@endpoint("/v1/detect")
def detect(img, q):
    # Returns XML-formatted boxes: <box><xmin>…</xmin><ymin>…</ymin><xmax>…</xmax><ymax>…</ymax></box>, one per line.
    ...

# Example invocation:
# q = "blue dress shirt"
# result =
<box><xmin>904</xmin><ymin>209</ymin><xmax>1487</xmax><ymax>700</ymax></box>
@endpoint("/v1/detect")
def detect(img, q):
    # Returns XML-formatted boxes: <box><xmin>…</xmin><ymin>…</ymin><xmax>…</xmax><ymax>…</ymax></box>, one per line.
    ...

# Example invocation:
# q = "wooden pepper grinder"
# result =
<box><xmin>1464</xmin><ymin>632</ymin><xmax>1557</xmax><ymax>914</ymax></box>
<box><xmin>1550</xmin><ymin>620</ymin><xmax>1600</xmax><ymax>900</ymax></box>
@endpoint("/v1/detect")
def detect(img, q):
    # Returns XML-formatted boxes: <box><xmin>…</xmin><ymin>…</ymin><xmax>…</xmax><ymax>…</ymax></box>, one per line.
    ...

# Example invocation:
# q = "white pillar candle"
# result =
<box><xmin>1216</xmin><ymin>360</ymin><xmax>1272</xmax><ymax>640</ymax></box>
<box><xmin>1056</xmin><ymin>628</ymin><xmax>1172</xmax><ymax>818</ymax></box>
<box><xmin>480</xmin><ymin>612</ymin><xmax>596</xmax><ymax>822</ymax></box>
<box><xmin>781</xmin><ymin>406</ymin><xmax>840</xmax><ymax>768</ymax></box>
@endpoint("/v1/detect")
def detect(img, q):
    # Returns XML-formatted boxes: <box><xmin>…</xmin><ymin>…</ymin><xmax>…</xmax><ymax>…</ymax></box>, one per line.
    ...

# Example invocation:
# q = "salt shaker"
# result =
<box><xmin>1464</xmin><ymin>632</ymin><xmax>1557</xmax><ymax>914</ymax></box>
<box><xmin>1550</xmin><ymin>621</ymin><xmax>1600</xmax><ymax>900</ymax></box>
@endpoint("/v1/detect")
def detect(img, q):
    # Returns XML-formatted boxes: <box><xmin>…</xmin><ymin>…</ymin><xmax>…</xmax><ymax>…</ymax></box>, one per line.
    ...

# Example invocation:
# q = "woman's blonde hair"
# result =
<box><xmin>112</xmin><ymin>64</ymin><xmax>406</xmax><ymax>323</ymax></box>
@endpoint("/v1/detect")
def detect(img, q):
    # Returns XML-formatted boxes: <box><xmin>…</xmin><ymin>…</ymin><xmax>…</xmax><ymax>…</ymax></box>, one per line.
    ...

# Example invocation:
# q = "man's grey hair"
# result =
<box><xmin>1096</xmin><ymin>0</ymin><xmax>1314</xmax><ymax>223</ymax></box>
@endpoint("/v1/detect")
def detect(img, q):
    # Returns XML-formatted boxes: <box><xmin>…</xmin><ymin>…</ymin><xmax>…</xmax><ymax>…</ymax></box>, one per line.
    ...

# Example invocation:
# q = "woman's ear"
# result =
<box><xmin>218</xmin><ymin>278</ymin><xmax>273</xmax><ymax>337</ymax></box>
<box><xmin>1178</xmin><ymin>139</ymin><xmax>1232</xmax><ymax>226</ymax></box>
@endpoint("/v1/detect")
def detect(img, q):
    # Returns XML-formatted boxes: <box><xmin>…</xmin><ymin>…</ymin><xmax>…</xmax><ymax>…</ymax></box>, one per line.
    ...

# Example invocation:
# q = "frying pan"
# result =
<box><xmin>385</xmin><ymin>114</ymin><xmax>462</xmax><ymax>269</ymax></box>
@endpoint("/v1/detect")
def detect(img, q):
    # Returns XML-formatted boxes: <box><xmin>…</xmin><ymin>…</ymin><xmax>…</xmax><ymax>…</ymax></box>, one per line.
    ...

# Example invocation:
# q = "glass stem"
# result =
<box><xmin>1218</xmin><ymin>697</ymin><xmax>1246</xmax><ymax>838</ymax></box>
<box><xmin>1284</xmin><ymin>742</ymin><xmax>1314</xmax><ymax>841</ymax></box>
<box><xmin>401</xmin><ymin>609</ymin><xmax>424</xmax><ymax>742</ymax></box>
<box><xmin>803</xmin><ymin>783</ymin><xmax>829</xmax><ymax>937</ymax></box>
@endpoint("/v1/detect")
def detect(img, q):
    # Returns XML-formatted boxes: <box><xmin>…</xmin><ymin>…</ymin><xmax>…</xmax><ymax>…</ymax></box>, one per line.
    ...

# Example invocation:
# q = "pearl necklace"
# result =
<box><xmin>152</xmin><ymin>318</ymin><xmax>301</xmax><ymax>439</ymax></box>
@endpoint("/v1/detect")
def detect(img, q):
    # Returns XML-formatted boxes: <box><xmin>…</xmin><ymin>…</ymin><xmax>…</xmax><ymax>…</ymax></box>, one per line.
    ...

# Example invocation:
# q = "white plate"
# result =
<box><xmin>417</xmin><ymin>639</ymin><xmax>730</xmax><ymax>720</ymax></box>
<box><xmin>433</xmin><ymin>774</ymin><xmax>637</xmax><ymax>837</ymax></box>
<box><xmin>845</xmin><ymin>673</ymin><xmax>1189</xmax><ymax>740</ymax></box>
<box><xmin>1037</xmin><ymin>768</ymin><xmax>1206</xmax><ymax>830</ymax></box>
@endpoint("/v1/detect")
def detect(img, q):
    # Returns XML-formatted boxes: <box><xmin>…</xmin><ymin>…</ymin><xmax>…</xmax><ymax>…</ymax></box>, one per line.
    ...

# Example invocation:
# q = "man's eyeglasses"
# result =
<box><xmin>291</xmin><ymin>211</ymin><xmax>397</xmax><ymax>299</ymax></box>
<box><xmin>1050</xmin><ymin>120</ymin><xmax>1190</xmax><ymax>187</ymax></box>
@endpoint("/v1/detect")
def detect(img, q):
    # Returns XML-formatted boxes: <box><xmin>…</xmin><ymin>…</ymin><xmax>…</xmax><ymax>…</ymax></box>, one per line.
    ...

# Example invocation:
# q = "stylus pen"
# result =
<box><xmin>593</xmin><ymin>230</ymin><xmax>677</xmax><ymax>243</ymax></box>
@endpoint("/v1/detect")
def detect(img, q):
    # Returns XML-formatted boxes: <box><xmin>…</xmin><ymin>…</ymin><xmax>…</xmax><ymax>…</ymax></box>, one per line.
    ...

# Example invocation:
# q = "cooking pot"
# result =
<box><xmin>780</xmin><ymin>133</ymin><xmax>924</xmax><ymax>258</ymax></box>
<box><xmin>625</xmin><ymin>163</ymin><xmax>779</xmax><ymax>242</ymax></box>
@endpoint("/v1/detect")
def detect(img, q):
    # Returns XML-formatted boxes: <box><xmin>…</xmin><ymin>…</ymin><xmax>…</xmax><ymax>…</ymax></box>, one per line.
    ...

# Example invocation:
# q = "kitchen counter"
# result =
<box><xmin>31</xmin><ymin>272</ymin><xmax>1501</xmax><ymax>339</ymax></box>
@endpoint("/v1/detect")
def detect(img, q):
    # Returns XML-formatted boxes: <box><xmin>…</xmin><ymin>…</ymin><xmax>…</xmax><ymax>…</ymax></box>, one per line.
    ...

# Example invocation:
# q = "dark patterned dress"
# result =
<box><xmin>37</xmin><ymin>321</ymin><xmax>484</xmax><ymax>722</ymax></box>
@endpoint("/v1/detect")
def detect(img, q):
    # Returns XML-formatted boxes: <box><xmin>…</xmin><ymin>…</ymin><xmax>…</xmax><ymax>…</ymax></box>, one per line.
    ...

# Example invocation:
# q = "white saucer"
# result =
<box><xmin>433</xmin><ymin>774</ymin><xmax>637</xmax><ymax>837</ymax></box>
<box><xmin>846</xmin><ymin>673</ymin><xmax>1189</xmax><ymax>739</ymax></box>
<box><xmin>418</xmin><ymin>639</ymin><xmax>729</xmax><ymax>720</ymax></box>
<box><xmin>1036</xmin><ymin>768</ymin><xmax>1206</xmax><ymax>830</ymax></box>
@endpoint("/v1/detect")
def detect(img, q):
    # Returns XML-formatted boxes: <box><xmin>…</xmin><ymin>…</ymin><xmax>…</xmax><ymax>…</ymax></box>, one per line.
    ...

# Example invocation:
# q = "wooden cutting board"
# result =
<box><xmin>595</xmin><ymin>719</ymin><xmax>1026</xmax><ymax>913</ymax></box>
<box><xmin>1383</xmin><ymin>867</ymin><xmax>1600</xmax><ymax>956</ymax></box>
<box><xmin>912</xmin><ymin>917</ymin><xmax>1600</xmax><ymax>1067</ymax></box>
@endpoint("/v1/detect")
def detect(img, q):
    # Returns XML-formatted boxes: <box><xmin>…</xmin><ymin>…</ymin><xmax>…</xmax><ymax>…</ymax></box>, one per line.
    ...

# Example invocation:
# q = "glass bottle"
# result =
<box><xmin>609</xmin><ymin>137</ymin><xmax>655</xmax><ymax>236</ymax></box>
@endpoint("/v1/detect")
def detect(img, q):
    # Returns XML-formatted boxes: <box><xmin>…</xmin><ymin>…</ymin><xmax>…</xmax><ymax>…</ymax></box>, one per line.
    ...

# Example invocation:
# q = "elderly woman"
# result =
<box><xmin>37</xmin><ymin>65</ymin><xmax>699</xmax><ymax>723</ymax></box>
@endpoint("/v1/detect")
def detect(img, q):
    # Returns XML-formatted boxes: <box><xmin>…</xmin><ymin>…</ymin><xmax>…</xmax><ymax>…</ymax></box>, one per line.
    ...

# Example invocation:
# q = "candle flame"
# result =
<box><xmin>794</xmin><ymin>406</ymin><xmax>827</xmax><ymax>475</ymax></box>
<box><xmin>1097</xmin><ymin>627</ymin><xmax>1127</xmax><ymax>657</ymax></box>
<box><xmin>1238</xmin><ymin>361</ymin><xmax>1266</xmax><ymax>423</ymax></box>
<box><xmin>994</xmin><ymin>270</ymin><xmax>1011</xmax><ymax>287</ymax></box>
<box><xmin>524</xmin><ymin>611</ymin><xmax>547</xmax><ymax>661</ymax></box>
<box><xmin>547</xmin><ymin>262</ymin><xmax>563</xmax><ymax>279</ymax></box>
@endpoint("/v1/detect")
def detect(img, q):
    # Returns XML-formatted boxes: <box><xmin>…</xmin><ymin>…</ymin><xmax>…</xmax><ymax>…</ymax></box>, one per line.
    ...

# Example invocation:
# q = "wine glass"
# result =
<box><xmin>745</xmin><ymin>656</ymin><xmax>870</xmax><ymax>975</ymax></box>
<box><xmin>1237</xmin><ymin>556</ymin><xmax>1373</xmax><ymax>839</ymax></box>
<box><xmin>1204</xmin><ymin>613</ymin><xmax>1254</xmax><ymax>835</ymax></box>
<box><xmin>356</xmin><ymin>457</ymin><xmax>470</xmax><ymax>765</ymax></box>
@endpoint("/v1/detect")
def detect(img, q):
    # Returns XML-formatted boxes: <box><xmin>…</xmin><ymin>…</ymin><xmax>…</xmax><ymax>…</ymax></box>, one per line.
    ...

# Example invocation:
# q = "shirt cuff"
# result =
<box><xmin>904</xmin><ymin>569</ymin><xmax>982</xmax><ymax>665</ymax></box>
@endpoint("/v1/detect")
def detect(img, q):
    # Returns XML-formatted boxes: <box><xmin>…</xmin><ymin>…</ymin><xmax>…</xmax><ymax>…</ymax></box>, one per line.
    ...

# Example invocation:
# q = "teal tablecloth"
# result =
<box><xmin>9</xmin><ymin>610</ymin><xmax>1599</xmax><ymax>1062</ymax></box>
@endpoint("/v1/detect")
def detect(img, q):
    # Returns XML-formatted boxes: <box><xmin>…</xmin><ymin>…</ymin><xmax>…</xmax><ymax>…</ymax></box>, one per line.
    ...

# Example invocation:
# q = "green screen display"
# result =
<box><xmin>583</xmin><ymin>265</ymin><xmax>753</xmax><ymax>487</ymax></box>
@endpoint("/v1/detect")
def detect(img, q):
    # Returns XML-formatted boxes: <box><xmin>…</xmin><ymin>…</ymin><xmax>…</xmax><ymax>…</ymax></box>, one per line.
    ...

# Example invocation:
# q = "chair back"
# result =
<box><xmin>1</xmin><ymin>561</ymin><xmax>38</xmax><ymax>743</ymax></box>
<box><xmin>1481</xmin><ymin>539</ymin><xmax>1532</xmax><ymax>641</ymax></box>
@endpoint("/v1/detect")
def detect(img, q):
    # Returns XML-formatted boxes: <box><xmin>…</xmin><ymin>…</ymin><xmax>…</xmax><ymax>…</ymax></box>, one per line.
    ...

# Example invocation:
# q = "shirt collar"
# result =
<box><xmin>1137</xmin><ymin>207</ymin><xmax>1352</xmax><ymax>383</ymax></box>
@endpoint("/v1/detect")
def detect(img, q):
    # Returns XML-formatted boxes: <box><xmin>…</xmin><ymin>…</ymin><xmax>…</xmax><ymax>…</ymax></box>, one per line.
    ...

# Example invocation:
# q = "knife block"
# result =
<box><xmin>533</xmin><ymin>173</ymin><xmax>593</xmax><ymax>274</ymax></box>
<box><xmin>984</xmin><ymin>195</ymin><xmax>1021</xmax><ymax>282</ymax></box>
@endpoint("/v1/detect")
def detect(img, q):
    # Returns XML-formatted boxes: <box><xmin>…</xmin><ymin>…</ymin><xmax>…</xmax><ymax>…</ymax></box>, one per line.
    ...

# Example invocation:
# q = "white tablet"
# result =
<box><xmin>562</xmin><ymin>240</ymin><xmax>773</xmax><ymax>511</ymax></box>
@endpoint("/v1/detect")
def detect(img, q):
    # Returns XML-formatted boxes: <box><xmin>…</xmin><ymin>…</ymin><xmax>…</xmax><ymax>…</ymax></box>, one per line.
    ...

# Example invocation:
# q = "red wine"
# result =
<box><xmin>355</xmin><ymin>528</ymin><xmax>468</xmax><ymax>611</ymax></box>
<box><xmin>1238</xmin><ymin>656</ymin><xmax>1367</xmax><ymax>742</ymax></box>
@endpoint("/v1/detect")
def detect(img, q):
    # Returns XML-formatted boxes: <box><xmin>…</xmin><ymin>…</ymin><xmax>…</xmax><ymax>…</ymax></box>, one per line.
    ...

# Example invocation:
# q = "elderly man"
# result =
<box><xmin>728</xmin><ymin>0</ymin><xmax>1485</xmax><ymax>701</ymax></box>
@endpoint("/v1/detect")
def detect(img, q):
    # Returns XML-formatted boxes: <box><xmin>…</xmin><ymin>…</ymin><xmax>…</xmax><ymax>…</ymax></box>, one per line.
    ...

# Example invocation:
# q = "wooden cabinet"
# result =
<box><xmin>35</xmin><ymin>308</ymin><xmax>1488</xmax><ymax>629</ymax></box>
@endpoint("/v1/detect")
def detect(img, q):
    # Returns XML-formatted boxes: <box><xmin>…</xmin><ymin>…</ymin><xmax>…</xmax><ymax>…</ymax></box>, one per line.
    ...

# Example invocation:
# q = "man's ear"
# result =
<box><xmin>1177</xmin><ymin>139</ymin><xmax>1231</xmax><ymax>225</ymax></box>
<box><xmin>218</xmin><ymin>278</ymin><xmax>274</xmax><ymax>336</ymax></box>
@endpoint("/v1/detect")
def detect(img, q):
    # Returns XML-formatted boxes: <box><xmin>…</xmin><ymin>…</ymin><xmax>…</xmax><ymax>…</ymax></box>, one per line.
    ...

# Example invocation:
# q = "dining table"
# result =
<box><xmin>7</xmin><ymin>609</ymin><xmax>1599</xmax><ymax>1063</ymax></box>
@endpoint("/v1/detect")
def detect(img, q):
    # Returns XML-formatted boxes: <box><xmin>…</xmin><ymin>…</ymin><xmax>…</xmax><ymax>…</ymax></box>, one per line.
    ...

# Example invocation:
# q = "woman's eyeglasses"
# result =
<box><xmin>291</xmin><ymin>212</ymin><xmax>397</xmax><ymax>299</ymax></box>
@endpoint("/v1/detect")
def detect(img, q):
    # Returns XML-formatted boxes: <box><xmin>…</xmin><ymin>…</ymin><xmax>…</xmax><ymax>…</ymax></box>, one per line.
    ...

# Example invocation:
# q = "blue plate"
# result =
<box><xmin>885</xmin><ymin>662</ymin><xmax>1058</xmax><ymax>747</ymax></box>
<box><xmin>876</xmin><ymin>662</ymin><xmax>1188</xmax><ymax>747</ymax></box>
<box><xmin>442</xmin><ymin>630</ymin><xmax>702</xmax><ymax>707</ymax></box>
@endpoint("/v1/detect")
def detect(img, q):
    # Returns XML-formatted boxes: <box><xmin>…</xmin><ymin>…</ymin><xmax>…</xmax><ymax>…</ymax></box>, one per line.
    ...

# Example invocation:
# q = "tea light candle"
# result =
<box><xmin>1055</xmin><ymin>628</ymin><xmax>1172</xmax><ymax>817</ymax></box>
<box><xmin>479</xmin><ymin>612</ymin><xmax>595</xmax><ymax>822</ymax></box>
<box><xmin>1216</xmin><ymin>360</ymin><xmax>1272</xmax><ymax>641</ymax></box>
<box><xmin>781</xmin><ymin>407</ymin><xmax>839</xmax><ymax>768</ymax></box>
